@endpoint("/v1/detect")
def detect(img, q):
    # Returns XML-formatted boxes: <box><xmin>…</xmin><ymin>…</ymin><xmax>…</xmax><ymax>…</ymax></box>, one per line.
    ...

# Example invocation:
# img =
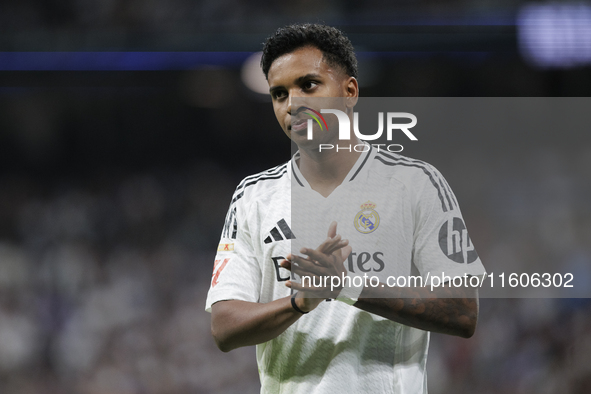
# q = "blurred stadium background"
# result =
<box><xmin>1</xmin><ymin>0</ymin><xmax>591</xmax><ymax>393</ymax></box>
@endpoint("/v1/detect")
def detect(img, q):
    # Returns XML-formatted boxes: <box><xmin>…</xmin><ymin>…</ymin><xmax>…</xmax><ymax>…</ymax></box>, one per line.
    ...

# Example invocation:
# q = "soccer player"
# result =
<box><xmin>206</xmin><ymin>24</ymin><xmax>486</xmax><ymax>393</ymax></box>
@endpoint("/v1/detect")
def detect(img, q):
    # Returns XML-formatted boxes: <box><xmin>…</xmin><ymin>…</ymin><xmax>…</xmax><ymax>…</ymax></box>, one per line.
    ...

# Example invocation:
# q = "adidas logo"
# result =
<box><xmin>264</xmin><ymin>219</ymin><xmax>296</xmax><ymax>244</ymax></box>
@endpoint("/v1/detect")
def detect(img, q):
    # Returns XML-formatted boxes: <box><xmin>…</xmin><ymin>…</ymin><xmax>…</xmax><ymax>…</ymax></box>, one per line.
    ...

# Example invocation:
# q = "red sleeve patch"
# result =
<box><xmin>211</xmin><ymin>258</ymin><xmax>230</xmax><ymax>287</ymax></box>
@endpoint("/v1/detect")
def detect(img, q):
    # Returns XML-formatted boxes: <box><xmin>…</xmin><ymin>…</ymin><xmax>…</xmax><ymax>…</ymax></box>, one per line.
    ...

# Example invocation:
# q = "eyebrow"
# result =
<box><xmin>269</xmin><ymin>73</ymin><xmax>322</xmax><ymax>94</ymax></box>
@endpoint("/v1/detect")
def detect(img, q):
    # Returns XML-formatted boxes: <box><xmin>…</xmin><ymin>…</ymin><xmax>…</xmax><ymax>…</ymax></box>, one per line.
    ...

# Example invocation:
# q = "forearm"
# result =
<box><xmin>352</xmin><ymin>284</ymin><xmax>479</xmax><ymax>338</ymax></box>
<box><xmin>210</xmin><ymin>296</ymin><xmax>304</xmax><ymax>352</ymax></box>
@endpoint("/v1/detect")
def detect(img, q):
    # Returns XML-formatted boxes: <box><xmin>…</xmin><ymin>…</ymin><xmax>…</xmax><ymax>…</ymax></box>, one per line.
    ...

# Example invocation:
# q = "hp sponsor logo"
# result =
<box><xmin>438</xmin><ymin>217</ymin><xmax>478</xmax><ymax>264</ymax></box>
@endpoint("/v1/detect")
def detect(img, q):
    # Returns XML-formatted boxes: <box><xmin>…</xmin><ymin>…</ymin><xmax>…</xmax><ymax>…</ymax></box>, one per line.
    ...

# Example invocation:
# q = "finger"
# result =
<box><xmin>279</xmin><ymin>259</ymin><xmax>292</xmax><ymax>271</ymax></box>
<box><xmin>327</xmin><ymin>221</ymin><xmax>338</xmax><ymax>239</ymax></box>
<box><xmin>313</xmin><ymin>236</ymin><xmax>349</xmax><ymax>257</ymax></box>
<box><xmin>341</xmin><ymin>245</ymin><xmax>353</xmax><ymax>261</ymax></box>
<box><xmin>300</xmin><ymin>245</ymin><xmax>347</xmax><ymax>266</ymax></box>
<box><xmin>316</xmin><ymin>235</ymin><xmax>343</xmax><ymax>254</ymax></box>
<box><xmin>342</xmin><ymin>245</ymin><xmax>352</xmax><ymax>259</ymax></box>
<box><xmin>322</xmin><ymin>239</ymin><xmax>349</xmax><ymax>256</ymax></box>
<box><xmin>288</xmin><ymin>263</ymin><xmax>317</xmax><ymax>278</ymax></box>
<box><xmin>290</xmin><ymin>254</ymin><xmax>327</xmax><ymax>276</ymax></box>
<box><xmin>290</xmin><ymin>236</ymin><xmax>343</xmax><ymax>263</ymax></box>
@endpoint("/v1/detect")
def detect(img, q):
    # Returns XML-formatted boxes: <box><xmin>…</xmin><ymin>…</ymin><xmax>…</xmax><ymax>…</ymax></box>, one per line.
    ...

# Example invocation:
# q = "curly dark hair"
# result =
<box><xmin>261</xmin><ymin>24</ymin><xmax>358</xmax><ymax>80</ymax></box>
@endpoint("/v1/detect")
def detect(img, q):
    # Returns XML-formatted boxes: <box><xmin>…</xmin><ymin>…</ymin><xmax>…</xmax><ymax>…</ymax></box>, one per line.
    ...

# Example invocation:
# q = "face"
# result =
<box><xmin>267</xmin><ymin>46</ymin><xmax>358</xmax><ymax>146</ymax></box>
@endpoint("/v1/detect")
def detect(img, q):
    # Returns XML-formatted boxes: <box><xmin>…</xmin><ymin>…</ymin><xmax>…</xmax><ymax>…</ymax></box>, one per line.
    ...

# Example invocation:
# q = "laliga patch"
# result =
<box><xmin>217</xmin><ymin>243</ymin><xmax>234</xmax><ymax>252</ymax></box>
<box><xmin>354</xmin><ymin>201</ymin><xmax>380</xmax><ymax>234</ymax></box>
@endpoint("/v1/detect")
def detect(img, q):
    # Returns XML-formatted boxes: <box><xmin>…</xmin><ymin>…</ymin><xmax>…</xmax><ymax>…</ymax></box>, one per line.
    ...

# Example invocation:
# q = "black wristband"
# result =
<box><xmin>291</xmin><ymin>293</ymin><xmax>308</xmax><ymax>314</ymax></box>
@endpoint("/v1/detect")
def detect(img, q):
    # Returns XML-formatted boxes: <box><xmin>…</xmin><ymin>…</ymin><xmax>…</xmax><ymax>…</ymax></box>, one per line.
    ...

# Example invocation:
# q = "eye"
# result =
<box><xmin>272</xmin><ymin>90</ymin><xmax>287</xmax><ymax>100</ymax></box>
<box><xmin>303</xmin><ymin>81</ymin><xmax>318</xmax><ymax>90</ymax></box>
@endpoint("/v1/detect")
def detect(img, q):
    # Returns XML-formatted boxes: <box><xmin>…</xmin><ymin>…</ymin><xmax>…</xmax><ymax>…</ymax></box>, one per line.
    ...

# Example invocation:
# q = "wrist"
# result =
<box><xmin>336</xmin><ymin>274</ymin><xmax>363</xmax><ymax>305</ymax></box>
<box><xmin>291</xmin><ymin>293</ymin><xmax>310</xmax><ymax>314</ymax></box>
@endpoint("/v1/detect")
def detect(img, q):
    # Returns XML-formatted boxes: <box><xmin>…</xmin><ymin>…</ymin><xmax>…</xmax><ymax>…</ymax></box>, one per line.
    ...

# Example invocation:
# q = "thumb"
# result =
<box><xmin>327</xmin><ymin>221</ymin><xmax>338</xmax><ymax>239</ymax></box>
<box><xmin>341</xmin><ymin>245</ymin><xmax>352</xmax><ymax>261</ymax></box>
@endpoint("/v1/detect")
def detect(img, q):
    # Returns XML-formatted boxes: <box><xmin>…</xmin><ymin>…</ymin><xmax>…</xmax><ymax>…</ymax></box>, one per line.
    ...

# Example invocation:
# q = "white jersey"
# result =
<box><xmin>206</xmin><ymin>145</ymin><xmax>486</xmax><ymax>394</ymax></box>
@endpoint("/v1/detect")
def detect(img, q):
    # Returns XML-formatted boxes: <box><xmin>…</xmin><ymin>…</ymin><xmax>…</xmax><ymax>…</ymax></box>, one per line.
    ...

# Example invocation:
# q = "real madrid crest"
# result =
<box><xmin>354</xmin><ymin>201</ymin><xmax>380</xmax><ymax>234</ymax></box>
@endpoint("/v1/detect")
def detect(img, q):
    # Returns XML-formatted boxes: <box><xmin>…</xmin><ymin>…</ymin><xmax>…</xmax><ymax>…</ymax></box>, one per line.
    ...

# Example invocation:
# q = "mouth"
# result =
<box><xmin>290</xmin><ymin>118</ymin><xmax>308</xmax><ymax>133</ymax></box>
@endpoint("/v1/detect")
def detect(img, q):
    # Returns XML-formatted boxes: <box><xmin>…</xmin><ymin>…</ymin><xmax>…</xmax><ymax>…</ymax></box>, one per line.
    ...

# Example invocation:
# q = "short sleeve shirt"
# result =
<box><xmin>206</xmin><ymin>145</ymin><xmax>486</xmax><ymax>393</ymax></box>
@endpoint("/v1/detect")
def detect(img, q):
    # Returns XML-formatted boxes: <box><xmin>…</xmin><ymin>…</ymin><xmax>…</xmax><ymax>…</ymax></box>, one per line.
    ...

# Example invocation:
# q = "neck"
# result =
<box><xmin>296</xmin><ymin>137</ymin><xmax>363</xmax><ymax>197</ymax></box>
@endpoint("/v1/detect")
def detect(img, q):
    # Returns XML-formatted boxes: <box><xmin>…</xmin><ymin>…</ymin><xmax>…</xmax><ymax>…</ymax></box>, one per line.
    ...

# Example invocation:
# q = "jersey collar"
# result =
<box><xmin>289</xmin><ymin>143</ymin><xmax>375</xmax><ymax>189</ymax></box>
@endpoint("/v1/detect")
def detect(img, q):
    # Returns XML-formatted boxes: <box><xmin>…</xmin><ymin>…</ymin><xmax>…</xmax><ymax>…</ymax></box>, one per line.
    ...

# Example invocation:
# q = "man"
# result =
<box><xmin>206</xmin><ymin>24</ymin><xmax>486</xmax><ymax>393</ymax></box>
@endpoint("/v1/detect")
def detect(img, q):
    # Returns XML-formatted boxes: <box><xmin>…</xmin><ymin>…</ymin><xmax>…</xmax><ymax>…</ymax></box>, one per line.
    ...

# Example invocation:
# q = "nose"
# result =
<box><xmin>287</xmin><ymin>94</ymin><xmax>292</xmax><ymax>115</ymax></box>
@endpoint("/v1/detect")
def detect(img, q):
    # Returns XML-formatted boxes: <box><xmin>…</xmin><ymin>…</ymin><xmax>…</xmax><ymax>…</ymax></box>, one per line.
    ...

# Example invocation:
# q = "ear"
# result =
<box><xmin>344</xmin><ymin>76</ymin><xmax>359</xmax><ymax>110</ymax></box>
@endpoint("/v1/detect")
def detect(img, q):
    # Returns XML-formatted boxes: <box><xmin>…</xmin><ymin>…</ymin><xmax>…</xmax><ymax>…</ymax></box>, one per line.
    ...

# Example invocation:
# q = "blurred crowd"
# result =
<box><xmin>0</xmin><ymin>139</ymin><xmax>589</xmax><ymax>393</ymax></box>
<box><xmin>0</xmin><ymin>165</ymin><xmax>267</xmax><ymax>393</ymax></box>
<box><xmin>428</xmin><ymin>145</ymin><xmax>591</xmax><ymax>394</ymax></box>
<box><xmin>1</xmin><ymin>0</ymin><xmax>590</xmax><ymax>391</ymax></box>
